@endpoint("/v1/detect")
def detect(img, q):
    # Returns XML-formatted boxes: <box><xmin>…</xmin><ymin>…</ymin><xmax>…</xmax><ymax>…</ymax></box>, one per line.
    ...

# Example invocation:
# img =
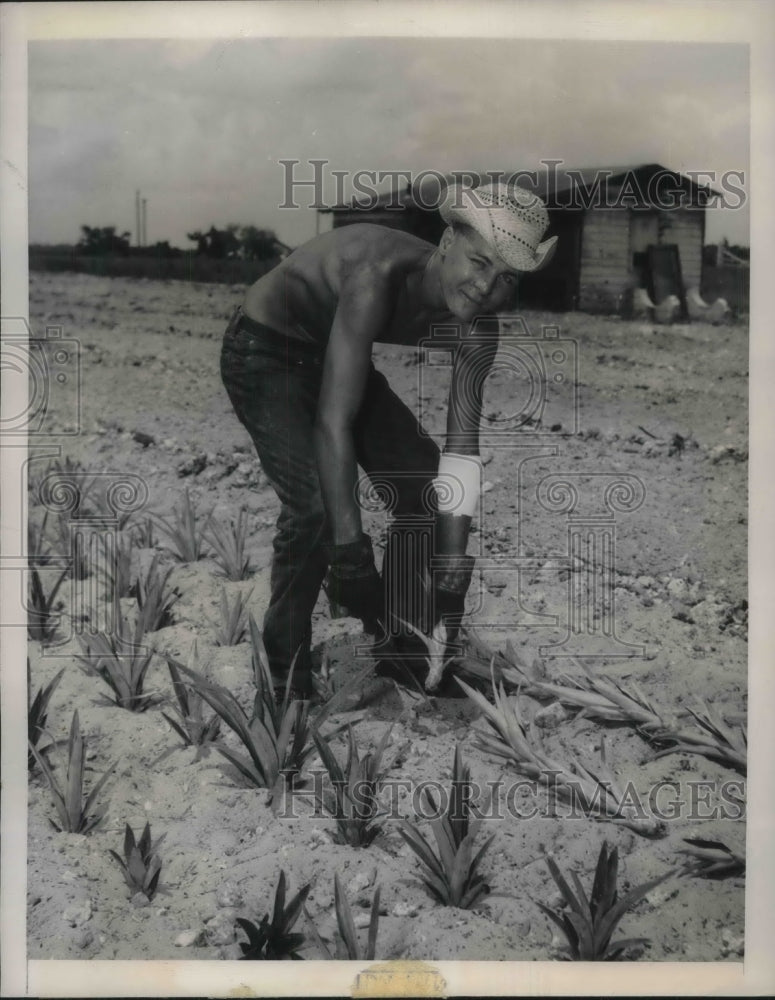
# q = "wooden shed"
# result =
<box><xmin>319</xmin><ymin>164</ymin><xmax>721</xmax><ymax>314</ymax></box>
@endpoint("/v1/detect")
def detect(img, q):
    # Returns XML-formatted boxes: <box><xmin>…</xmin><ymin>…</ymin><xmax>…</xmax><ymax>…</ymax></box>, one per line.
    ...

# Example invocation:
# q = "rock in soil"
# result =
<box><xmin>205</xmin><ymin>910</ymin><xmax>237</xmax><ymax>946</ymax></box>
<box><xmin>533</xmin><ymin>701</ymin><xmax>568</xmax><ymax>729</ymax></box>
<box><xmin>215</xmin><ymin>880</ymin><xmax>243</xmax><ymax>908</ymax></box>
<box><xmin>62</xmin><ymin>900</ymin><xmax>92</xmax><ymax>927</ymax></box>
<box><xmin>174</xmin><ymin>929</ymin><xmax>204</xmax><ymax>948</ymax></box>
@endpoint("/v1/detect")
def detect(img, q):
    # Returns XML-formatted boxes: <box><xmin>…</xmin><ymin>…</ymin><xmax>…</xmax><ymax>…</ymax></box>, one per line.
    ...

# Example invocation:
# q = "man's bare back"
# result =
<box><xmin>243</xmin><ymin>224</ymin><xmax>453</xmax><ymax>348</ymax></box>
<box><xmin>238</xmin><ymin>218</ymin><xmax>522</xmax><ymax>549</ymax></box>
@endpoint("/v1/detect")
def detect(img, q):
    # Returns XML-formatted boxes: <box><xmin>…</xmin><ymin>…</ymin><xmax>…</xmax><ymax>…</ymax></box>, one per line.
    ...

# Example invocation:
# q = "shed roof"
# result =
<box><xmin>319</xmin><ymin>163</ymin><xmax>722</xmax><ymax>213</ymax></box>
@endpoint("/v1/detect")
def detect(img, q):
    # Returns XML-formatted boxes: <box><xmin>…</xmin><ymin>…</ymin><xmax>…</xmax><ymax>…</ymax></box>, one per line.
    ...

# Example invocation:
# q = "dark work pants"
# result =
<box><xmin>220</xmin><ymin>308</ymin><xmax>439</xmax><ymax>690</ymax></box>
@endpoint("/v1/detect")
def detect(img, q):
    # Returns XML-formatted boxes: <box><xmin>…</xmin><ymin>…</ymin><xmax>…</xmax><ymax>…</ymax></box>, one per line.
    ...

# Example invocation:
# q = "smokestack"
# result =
<box><xmin>135</xmin><ymin>190</ymin><xmax>141</xmax><ymax>247</ymax></box>
<box><xmin>141</xmin><ymin>198</ymin><xmax>147</xmax><ymax>247</ymax></box>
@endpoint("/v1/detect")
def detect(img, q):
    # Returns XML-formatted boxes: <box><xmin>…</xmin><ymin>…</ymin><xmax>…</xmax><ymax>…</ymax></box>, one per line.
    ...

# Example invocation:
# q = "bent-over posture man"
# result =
<box><xmin>220</xmin><ymin>182</ymin><xmax>558</xmax><ymax>698</ymax></box>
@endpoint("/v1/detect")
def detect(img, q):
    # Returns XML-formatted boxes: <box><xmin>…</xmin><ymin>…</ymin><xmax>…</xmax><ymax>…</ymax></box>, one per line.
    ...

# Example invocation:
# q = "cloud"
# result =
<box><xmin>28</xmin><ymin>37</ymin><xmax>750</xmax><ymax>248</ymax></box>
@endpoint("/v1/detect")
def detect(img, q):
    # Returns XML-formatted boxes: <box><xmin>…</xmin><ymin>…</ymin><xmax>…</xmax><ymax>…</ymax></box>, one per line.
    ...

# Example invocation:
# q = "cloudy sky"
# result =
<box><xmin>28</xmin><ymin>36</ymin><xmax>750</xmax><ymax>249</ymax></box>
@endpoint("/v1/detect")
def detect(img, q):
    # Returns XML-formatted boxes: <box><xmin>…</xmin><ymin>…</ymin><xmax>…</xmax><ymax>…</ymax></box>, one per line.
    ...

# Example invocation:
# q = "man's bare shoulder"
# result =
<box><xmin>298</xmin><ymin>224</ymin><xmax>435</xmax><ymax>281</ymax></box>
<box><xmin>244</xmin><ymin>224</ymin><xmax>438</xmax><ymax>338</ymax></box>
<box><xmin>328</xmin><ymin>223</ymin><xmax>434</xmax><ymax>255</ymax></box>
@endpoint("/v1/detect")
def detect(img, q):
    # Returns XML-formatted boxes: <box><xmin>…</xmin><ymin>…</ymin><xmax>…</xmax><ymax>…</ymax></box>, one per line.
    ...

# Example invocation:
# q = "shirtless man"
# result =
<box><xmin>220</xmin><ymin>182</ymin><xmax>557</xmax><ymax>699</ymax></box>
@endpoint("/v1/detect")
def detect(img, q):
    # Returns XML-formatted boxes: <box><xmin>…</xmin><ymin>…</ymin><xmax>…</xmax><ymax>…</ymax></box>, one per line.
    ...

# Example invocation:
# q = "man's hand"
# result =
<box><xmin>323</xmin><ymin>533</ymin><xmax>383</xmax><ymax>634</ymax></box>
<box><xmin>425</xmin><ymin>554</ymin><xmax>475</xmax><ymax>688</ymax></box>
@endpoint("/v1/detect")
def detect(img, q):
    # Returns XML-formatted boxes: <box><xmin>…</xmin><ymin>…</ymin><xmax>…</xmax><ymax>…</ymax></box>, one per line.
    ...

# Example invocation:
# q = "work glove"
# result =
<box><xmin>432</xmin><ymin>555</ymin><xmax>474</xmax><ymax>627</ymax></box>
<box><xmin>430</xmin><ymin>555</ymin><xmax>475</xmax><ymax>647</ymax></box>
<box><xmin>323</xmin><ymin>533</ymin><xmax>383</xmax><ymax>635</ymax></box>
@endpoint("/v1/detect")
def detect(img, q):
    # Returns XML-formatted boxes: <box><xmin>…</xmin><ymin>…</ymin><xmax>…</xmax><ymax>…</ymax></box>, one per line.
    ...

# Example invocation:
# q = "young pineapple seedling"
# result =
<box><xmin>174</xmin><ymin>671</ymin><xmax>309</xmax><ymax>794</ymax></box>
<box><xmin>399</xmin><ymin>745</ymin><xmax>494</xmax><ymax>909</ymax></box>
<box><xmin>131</xmin><ymin>516</ymin><xmax>158</xmax><ymax>550</ymax></box>
<box><xmin>397</xmin><ymin>614</ymin><xmax>457</xmax><ymax>692</ymax></box>
<box><xmin>236</xmin><ymin>871</ymin><xmax>312</xmax><ymax>959</ymax></box>
<box><xmin>47</xmin><ymin>456</ymin><xmax>97</xmax><ymax>498</ymax></box>
<box><xmin>535</xmin><ymin>840</ymin><xmax>673</xmax><ymax>960</ymax></box>
<box><xmin>50</xmin><ymin>510</ymin><xmax>92</xmax><ymax>580</ymax></box>
<box><xmin>311</xmin><ymin>655</ymin><xmax>396</xmax><ymax>723</ymax></box>
<box><xmin>651</xmin><ymin>698</ymin><xmax>747</xmax><ymax>775</ymax></box>
<box><xmin>28</xmin><ymin>663</ymin><xmax>65</xmax><ymax>771</ymax></box>
<box><xmin>162</xmin><ymin>644</ymin><xmax>222</xmax><ymax>752</ymax></box>
<box><xmin>205</xmin><ymin>508</ymin><xmax>252</xmax><ymax>581</ymax></box>
<box><xmin>97</xmin><ymin>531</ymin><xmax>136</xmax><ymax>602</ymax></box>
<box><xmin>89</xmin><ymin>488</ymin><xmax>139</xmax><ymax>533</ymax></box>
<box><xmin>457</xmin><ymin>674</ymin><xmax>666</xmax><ymax>838</ymax></box>
<box><xmin>310</xmin><ymin>648</ymin><xmax>336</xmax><ymax>704</ymax></box>
<box><xmin>313</xmin><ymin>725</ymin><xmax>393</xmax><ymax>847</ymax></box>
<box><xmin>678</xmin><ymin>837</ymin><xmax>745</xmax><ymax>879</ymax></box>
<box><xmin>135</xmin><ymin>553</ymin><xmax>180</xmax><ymax>632</ymax></box>
<box><xmin>28</xmin><ymin>513</ymin><xmax>53</xmax><ymax>566</ymax></box>
<box><xmin>30</xmin><ymin>460</ymin><xmax>97</xmax><ymax>543</ymax></box>
<box><xmin>109</xmin><ymin>822</ymin><xmax>165</xmax><ymax>901</ymax></box>
<box><xmin>214</xmin><ymin>585</ymin><xmax>252</xmax><ymax>646</ymax></box>
<box><xmin>475</xmin><ymin>637</ymin><xmax>747</xmax><ymax>776</ymax></box>
<box><xmin>176</xmin><ymin>618</ymin><xmax>323</xmax><ymax>801</ymax></box>
<box><xmin>153</xmin><ymin>489</ymin><xmax>212</xmax><ymax>563</ymax></box>
<box><xmin>28</xmin><ymin>460</ymin><xmax>52</xmax><ymax>505</ymax></box>
<box><xmin>305</xmin><ymin>875</ymin><xmax>381</xmax><ymax>960</ymax></box>
<box><xmin>77</xmin><ymin>618</ymin><xmax>161</xmax><ymax>712</ymax></box>
<box><xmin>28</xmin><ymin>511</ymin><xmax>68</xmax><ymax>643</ymax></box>
<box><xmin>27</xmin><ymin>564</ymin><xmax>69</xmax><ymax>643</ymax></box>
<box><xmin>28</xmin><ymin>710</ymin><xmax>114</xmax><ymax>834</ymax></box>
<box><xmin>500</xmin><ymin>648</ymin><xmax>668</xmax><ymax>729</ymax></box>
<box><xmin>36</xmin><ymin>458</ymin><xmax>98</xmax><ymax>522</ymax></box>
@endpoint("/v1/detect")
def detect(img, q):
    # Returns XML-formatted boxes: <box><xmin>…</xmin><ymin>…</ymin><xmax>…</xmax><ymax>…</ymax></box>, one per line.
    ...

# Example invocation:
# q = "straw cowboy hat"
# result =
<box><xmin>440</xmin><ymin>181</ymin><xmax>558</xmax><ymax>273</ymax></box>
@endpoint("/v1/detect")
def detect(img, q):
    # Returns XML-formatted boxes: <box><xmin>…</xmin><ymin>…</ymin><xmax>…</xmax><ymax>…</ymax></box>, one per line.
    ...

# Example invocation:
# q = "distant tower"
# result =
<box><xmin>135</xmin><ymin>190</ymin><xmax>141</xmax><ymax>247</ymax></box>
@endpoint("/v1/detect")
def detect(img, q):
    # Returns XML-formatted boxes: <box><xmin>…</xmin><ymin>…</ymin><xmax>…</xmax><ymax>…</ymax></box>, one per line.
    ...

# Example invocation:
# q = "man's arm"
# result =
<box><xmin>313</xmin><ymin>264</ymin><xmax>396</xmax><ymax>632</ymax></box>
<box><xmin>425</xmin><ymin>331</ymin><xmax>498</xmax><ymax>681</ymax></box>
<box><xmin>313</xmin><ymin>264</ymin><xmax>395</xmax><ymax>543</ymax></box>
<box><xmin>436</xmin><ymin>333</ymin><xmax>498</xmax><ymax>555</ymax></box>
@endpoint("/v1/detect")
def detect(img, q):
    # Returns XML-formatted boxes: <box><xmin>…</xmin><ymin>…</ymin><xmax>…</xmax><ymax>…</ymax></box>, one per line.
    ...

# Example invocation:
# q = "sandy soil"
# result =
<box><xmin>25</xmin><ymin>270</ymin><xmax>747</xmax><ymax>963</ymax></box>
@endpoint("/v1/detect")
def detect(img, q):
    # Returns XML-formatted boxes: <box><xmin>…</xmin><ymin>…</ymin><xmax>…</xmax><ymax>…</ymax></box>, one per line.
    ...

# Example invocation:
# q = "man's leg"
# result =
<box><xmin>220</xmin><ymin>325</ymin><xmax>328</xmax><ymax>694</ymax></box>
<box><xmin>261</xmin><ymin>457</ymin><xmax>328</xmax><ymax>695</ymax></box>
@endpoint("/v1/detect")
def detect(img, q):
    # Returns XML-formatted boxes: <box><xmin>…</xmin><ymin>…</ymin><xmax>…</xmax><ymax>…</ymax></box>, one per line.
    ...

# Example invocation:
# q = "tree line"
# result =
<box><xmin>702</xmin><ymin>239</ymin><xmax>749</xmax><ymax>265</ymax></box>
<box><xmin>73</xmin><ymin>224</ymin><xmax>289</xmax><ymax>261</ymax></box>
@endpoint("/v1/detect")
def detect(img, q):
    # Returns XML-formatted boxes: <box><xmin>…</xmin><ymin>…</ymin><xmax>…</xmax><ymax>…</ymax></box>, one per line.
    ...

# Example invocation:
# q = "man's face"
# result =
<box><xmin>438</xmin><ymin>225</ymin><xmax>521</xmax><ymax>321</ymax></box>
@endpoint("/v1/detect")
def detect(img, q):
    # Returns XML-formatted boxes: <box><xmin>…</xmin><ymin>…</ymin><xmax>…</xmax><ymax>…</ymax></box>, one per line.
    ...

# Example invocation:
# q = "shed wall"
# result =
<box><xmin>658</xmin><ymin>208</ymin><xmax>704</xmax><ymax>289</ymax></box>
<box><xmin>578</xmin><ymin>209</ymin><xmax>631</xmax><ymax>313</ymax></box>
<box><xmin>579</xmin><ymin>207</ymin><xmax>704</xmax><ymax>312</ymax></box>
